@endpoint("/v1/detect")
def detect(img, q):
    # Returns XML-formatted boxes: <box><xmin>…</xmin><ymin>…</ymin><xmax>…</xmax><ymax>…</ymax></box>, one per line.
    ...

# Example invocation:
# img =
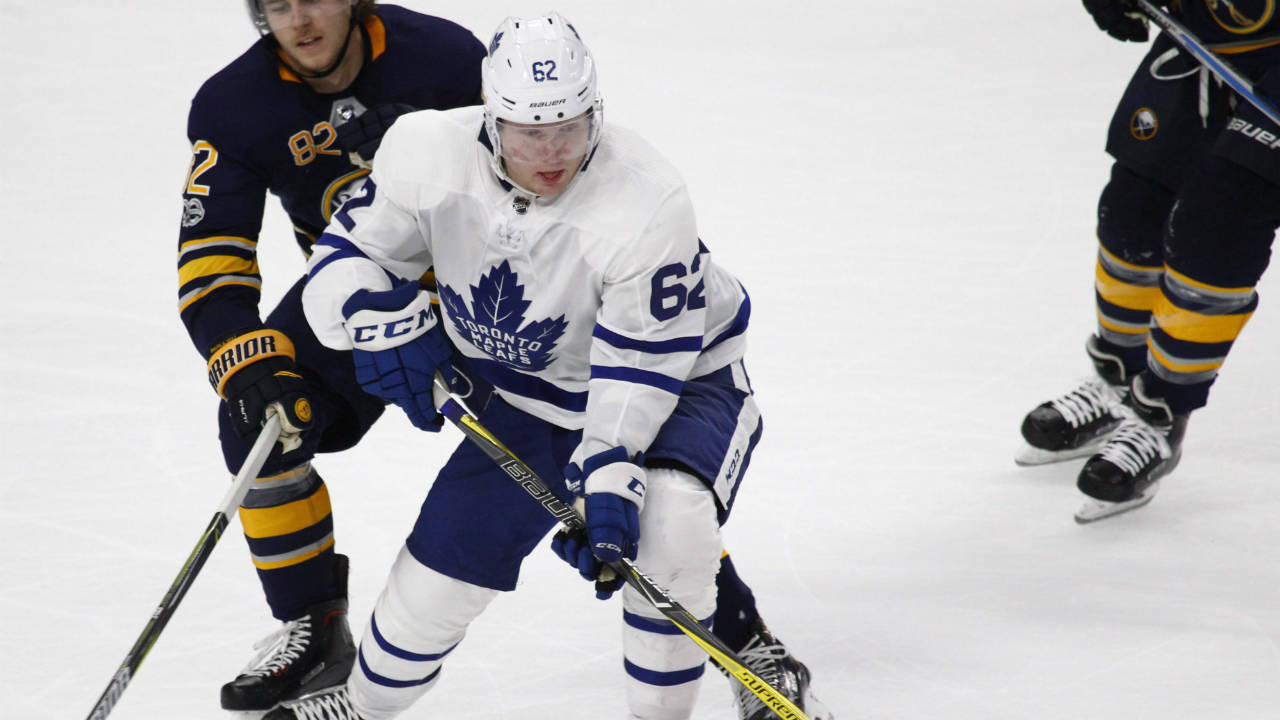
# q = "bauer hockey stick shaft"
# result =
<box><xmin>1136</xmin><ymin>0</ymin><xmax>1280</xmax><ymax>127</ymax></box>
<box><xmin>83</xmin><ymin>414</ymin><xmax>283</xmax><ymax>720</ymax></box>
<box><xmin>430</xmin><ymin>376</ymin><xmax>812</xmax><ymax>720</ymax></box>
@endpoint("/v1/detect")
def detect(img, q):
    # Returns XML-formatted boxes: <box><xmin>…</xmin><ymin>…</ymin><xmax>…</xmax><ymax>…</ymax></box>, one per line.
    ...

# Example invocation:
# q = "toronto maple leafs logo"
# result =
<box><xmin>438</xmin><ymin>261</ymin><xmax>568</xmax><ymax>371</ymax></box>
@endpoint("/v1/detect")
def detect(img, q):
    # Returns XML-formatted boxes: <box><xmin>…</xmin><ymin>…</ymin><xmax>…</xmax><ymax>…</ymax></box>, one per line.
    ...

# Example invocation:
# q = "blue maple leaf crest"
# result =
<box><xmin>438</xmin><ymin>260</ymin><xmax>568</xmax><ymax>372</ymax></box>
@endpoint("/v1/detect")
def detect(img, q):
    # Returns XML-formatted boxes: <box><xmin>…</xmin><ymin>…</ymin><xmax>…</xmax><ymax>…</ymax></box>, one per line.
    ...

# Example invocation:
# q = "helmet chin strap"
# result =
<box><xmin>275</xmin><ymin>19</ymin><xmax>359</xmax><ymax>81</ymax></box>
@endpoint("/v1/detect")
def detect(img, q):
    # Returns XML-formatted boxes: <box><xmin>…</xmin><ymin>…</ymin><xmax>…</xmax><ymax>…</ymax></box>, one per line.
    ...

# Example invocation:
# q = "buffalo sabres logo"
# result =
<box><xmin>321</xmin><ymin>170</ymin><xmax>372</xmax><ymax>222</ymax></box>
<box><xmin>1130</xmin><ymin>107</ymin><xmax>1158</xmax><ymax>140</ymax></box>
<box><xmin>181</xmin><ymin>197</ymin><xmax>206</xmax><ymax>227</ymax></box>
<box><xmin>1205</xmin><ymin>0</ymin><xmax>1274</xmax><ymax>35</ymax></box>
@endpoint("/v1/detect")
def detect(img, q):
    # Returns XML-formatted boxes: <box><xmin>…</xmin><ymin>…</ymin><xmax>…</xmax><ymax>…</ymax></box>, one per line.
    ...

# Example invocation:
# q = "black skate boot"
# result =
<box><xmin>719</xmin><ymin>619</ymin><xmax>833</xmax><ymax>720</ymax></box>
<box><xmin>1074</xmin><ymin>377</ymin><xmax>1187</xmax><ymax>523</ymax></box>
<box><xmin>263</xmin><ymin>685</ymin><xmax>364</xmax><ymax>720</ymax></box>
<box><xmin>220</xmin><ymin>555</ymin><xmax>356</xmax><ymax>711</ymax></box>
<box><xmin>1016</xmin><ymin>336</ymin><xmax>1131</xmax><ymax>466</ymax></box>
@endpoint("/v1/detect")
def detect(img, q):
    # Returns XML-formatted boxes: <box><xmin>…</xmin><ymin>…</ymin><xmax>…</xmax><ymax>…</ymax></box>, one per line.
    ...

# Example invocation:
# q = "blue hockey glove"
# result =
<box><xmin>1081</xmin><ymin>0</ymin><xmax>1150</xmax><ymax>42</ymax></box>
<box><xmin>551</xmin><ymin>447</ymin><xmax>645</xmax><ymax>600</ymax></box>
<box><xmin>208</xmin><ymin>328</ymin><xmax>317</xmax><ymax>456</ymax></box>
<box><xmin>341</xmin><ymin>281</ymin><xmax>451</xmax><ymax>431</ymax></box>
<box><xmin>336</xmin><ymin>103</ymin><xmax>417</xmax><ymax>166</ymax></box>
<box><xmin>551</xmin><ymin>526</ymin><xmax>625</xmax><ymax>600</ymax></box>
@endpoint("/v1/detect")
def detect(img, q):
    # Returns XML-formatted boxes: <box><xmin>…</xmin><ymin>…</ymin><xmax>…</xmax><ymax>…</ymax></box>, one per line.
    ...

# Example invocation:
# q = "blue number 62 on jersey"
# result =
<box><xmin>531</xmin><ymin>60</ymin><xmax>558</xmax><ymax>82</ymax></box>
<box><xmin>649</xmin><ymin>256</ymin><xmax>706</xmax><ymax>321</ymax></box>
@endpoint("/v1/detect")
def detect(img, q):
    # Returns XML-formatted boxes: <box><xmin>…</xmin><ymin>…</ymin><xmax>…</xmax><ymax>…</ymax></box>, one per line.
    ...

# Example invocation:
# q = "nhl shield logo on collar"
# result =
<box><xmin>330</xmin><ymin>97</ymin><xmax>368</xmax><ymax>127</ymax></box>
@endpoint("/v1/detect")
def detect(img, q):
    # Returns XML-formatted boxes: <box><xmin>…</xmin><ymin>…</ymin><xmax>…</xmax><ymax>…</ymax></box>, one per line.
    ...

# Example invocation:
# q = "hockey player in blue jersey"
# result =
<box><xmin>264</xmin><ymin>12</ymin><xmax>831</xmax><ymax>720</ymax></box>
<box><xmin>1016</xmin><ymin>0</ymin><xmax>1280</xmax><ymax>522</ymax></box>
<box><xmin>181</xmin><ymin>2</ymin><xmax>823</xmax><ymax>717</ymax></box>
<box><xmin>177</xmin><ymin>0</ymin><xmax>487</xmax><ymax>712</ymax></box>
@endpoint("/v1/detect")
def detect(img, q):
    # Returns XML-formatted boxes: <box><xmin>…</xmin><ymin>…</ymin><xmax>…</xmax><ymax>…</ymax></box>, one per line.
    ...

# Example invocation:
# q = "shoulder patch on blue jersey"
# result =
<box><xmin>181</xmin><ymin>198</ymin><xmax>206</xmax><ymax>228</ymax></box>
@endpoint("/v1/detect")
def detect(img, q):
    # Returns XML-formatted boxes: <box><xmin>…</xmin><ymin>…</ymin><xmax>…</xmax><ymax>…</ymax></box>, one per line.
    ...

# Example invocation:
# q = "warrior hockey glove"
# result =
<box><xmin>1082</xmin><ymin>0</ymin><xmax>1150</xmax><ymax>42</ymax></box>
<box><xmin>551</xmin><ymin>447</ymin><xmax>645</xmax><ymax>600</ymax></box>
<box><xmin>336</xmin><ymin>103</ymin><xmax>417</xmax><ymax>168</ymax></box>
<box><xmin>341</xmin><ymin>281</ymin><xmax>451</xmax><ymax>431</ymax></box>
<box><xmin>208</xmin><ymin>329</ymin><xmax>314</xmax><ymax>453</ymax></box>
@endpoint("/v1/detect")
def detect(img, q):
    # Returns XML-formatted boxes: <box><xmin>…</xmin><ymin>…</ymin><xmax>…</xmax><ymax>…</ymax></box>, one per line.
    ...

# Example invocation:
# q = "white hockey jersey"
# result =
<box><xmin>303</xmin><ymin>106</ymin><xmax>749</xmax><ymax>466</ymax></box>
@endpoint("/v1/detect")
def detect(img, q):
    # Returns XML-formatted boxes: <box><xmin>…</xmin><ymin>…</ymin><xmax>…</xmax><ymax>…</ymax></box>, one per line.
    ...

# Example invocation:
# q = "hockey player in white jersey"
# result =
<box><xmin>269</xmin><ymin>11</ymin><xmax>831</xmax><ymax>720</ymax></box>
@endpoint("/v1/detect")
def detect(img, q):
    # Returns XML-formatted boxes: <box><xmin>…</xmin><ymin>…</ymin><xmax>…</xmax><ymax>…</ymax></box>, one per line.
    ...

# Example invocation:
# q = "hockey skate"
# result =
<box><xmin>721</xmin><ymin>619</ymin><xmax>833</xmax><ymax>720</ymax></box>
<box><xmin>1016</xmin><ymin>337</ymin><xmax>1131</xmax><ymax>466</ymax></box>
<box><xmin>221</xmin><ymin>556</ymin><xmax>356</xmax><ymax>711</ymax></box>
<box><xmin>1074</xmin><ymin>379</ymin><xmax>1187</xmax><ymax>524</ymax></box>
<box><xmin>263</xmin><ymin>685</ymin><xmax>363</xmax><ymax>720</ymax></box>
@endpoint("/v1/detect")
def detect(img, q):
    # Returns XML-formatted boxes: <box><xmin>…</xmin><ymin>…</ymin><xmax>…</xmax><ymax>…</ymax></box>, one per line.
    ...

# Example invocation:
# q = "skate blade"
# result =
<box><xmin>1073</xmin><ymin>481</ymin><xmax>1159</xmax><ymax>524</ymax></box>
<box><xmin>1014</xmin><ymin>441</ymin><xmax>1102</xmax><ymax>467</ymax></box>
<box><xmin>804</xmin><ymin>689</ymin><xmax>835</xmax><ymax>720</ymax></box>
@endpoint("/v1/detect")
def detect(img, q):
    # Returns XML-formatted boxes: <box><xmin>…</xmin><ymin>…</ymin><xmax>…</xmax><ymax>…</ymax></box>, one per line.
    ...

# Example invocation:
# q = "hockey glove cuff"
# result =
<box><xmin>342</xmin><ymin>282</ymin><xmax>451</xmax><ymax>431</ymax></box>
<box><xmin>1081</xmin><ymin>0</ymin><xmax>1149</xmax><ymax>42</ymax></box>
<box><xmin>565</xmin><ymin>447</ymin><xmax>645</xmax><ymax>562</ymax></box>
<box><xmin>207</xmin><ymin>329</ymin><xmax>314</xmax><ymax>452</ymax></box>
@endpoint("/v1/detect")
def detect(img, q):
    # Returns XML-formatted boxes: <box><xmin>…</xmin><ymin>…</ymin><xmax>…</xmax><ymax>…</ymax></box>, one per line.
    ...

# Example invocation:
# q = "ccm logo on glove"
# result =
<box><xmin>349</xmin><ymin>307</ymin><xmax>434</xmax><ymax>344</ymax></box>
<box><xmin>344</xmin><ymin>287</ymin><xmax>439</xmax><ymax>352</ymax></box>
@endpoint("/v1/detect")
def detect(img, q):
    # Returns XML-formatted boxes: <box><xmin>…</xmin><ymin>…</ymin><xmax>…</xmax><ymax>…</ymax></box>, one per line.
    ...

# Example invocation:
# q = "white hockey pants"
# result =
<box><xmin>346</xmin><ymin>468</ymin><xmax>721</xmax><ymax>719</ymax></box>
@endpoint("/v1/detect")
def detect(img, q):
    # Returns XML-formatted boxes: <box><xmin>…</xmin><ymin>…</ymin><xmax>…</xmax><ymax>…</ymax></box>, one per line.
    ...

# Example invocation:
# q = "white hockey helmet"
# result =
<box><xmin>482</xmin><ymin>12</ymin><xmax>604</xmax><ymax>193</ymax></box>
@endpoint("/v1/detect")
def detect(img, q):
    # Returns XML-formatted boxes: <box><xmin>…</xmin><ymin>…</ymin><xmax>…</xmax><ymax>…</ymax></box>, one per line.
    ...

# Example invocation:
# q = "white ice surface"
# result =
<box><xmin>3</xmin><ymin>2</ymin><xmax>1279</xmax><ymax>719</ymax></box>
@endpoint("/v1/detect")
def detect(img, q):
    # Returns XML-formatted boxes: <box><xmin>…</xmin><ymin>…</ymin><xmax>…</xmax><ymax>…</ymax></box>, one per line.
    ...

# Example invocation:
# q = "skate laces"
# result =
<box><xmin>240</xmin><ymin>617</ymin><xmax>313</xmax><ymax>677</ymax></box>
<box><xmin>1097</xmin><ymin>413</ymin><xmax>1169</xmax><ymax>477</ymax></box>
<box><xmin>1049</xmin><ymin>378</ymin><xmax>1119</xmax><ymax>427</ymax></box>
<box><xmin>284</xmin><ymin>687</ymin><xmax>361</xmax><ymax>720</ymax></box>
<box><xmin>734</xmin><ymin>633</ymin><xmax>795</xmax><ymax>718</ymax></box>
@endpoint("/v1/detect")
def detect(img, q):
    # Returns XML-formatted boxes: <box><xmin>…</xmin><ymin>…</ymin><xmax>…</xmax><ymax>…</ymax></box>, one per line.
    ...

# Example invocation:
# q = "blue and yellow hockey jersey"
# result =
<box><xmin>1180</xmin><ymin>0</ymin><xmax>1280</xmax><ymax>66</ymax></box>
<box><xmin>176</xmin><ymin>5</ymin><xmax>484</xmax><ymax>356</ymax></box>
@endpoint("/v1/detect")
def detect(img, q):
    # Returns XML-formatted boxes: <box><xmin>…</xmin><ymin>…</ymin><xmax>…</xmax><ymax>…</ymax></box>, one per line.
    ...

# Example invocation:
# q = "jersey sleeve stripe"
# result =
<box><xmin>590</xmin><ymin>365</ymin><xmax>684</xmax><ymax>395</ymax></box>
<box><xmin>178</xmin><ymin>235</ymin><xmax>257</xmax><ymax>257</ymax></box>
<box><xmin>180</xmin><ymin>242</ymin><xmax>256</xmax><ymax>265</ymax></box>
<box><xmin>178</xmin><ymin>276</ymin><xmax>263</xmax><ymax>312</ymax></box>
<box><xmin>178</xmin><ymin>255</ymin><xmax>260</xmax><ymax>287</ymax></box>
<box><xmin>294</xmin><ymin>225</ymin><xmax>318</xmax><ymax>247</ymax></box>
<box><xmin>705</xmin><ymin>287</ymin><xmax>751</xmax><ymax>351</ymax></box>
<box><xmin>309</xmin><ymin>233</ymin><xmax>373</xmax><ymax>279</ymax></box>
<box><xmin>592</xmin><ymin>324</ymin><xmax>702</xmax><ymax>353</ymax></box>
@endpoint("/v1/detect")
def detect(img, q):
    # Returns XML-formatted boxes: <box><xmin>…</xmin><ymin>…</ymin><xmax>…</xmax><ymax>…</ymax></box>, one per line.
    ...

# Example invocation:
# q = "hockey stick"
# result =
<box><xmin>84</xmin><ymin>414</ymin><xmax>283</xmax><ymax>720</ymax></box>
<box><xmin>1136</xmin><ymin>0</ymin><xmax>1280</xmax><ymax>127</ymax></box>
<box><xmin>430</xmin><ymin>376</ymin><xmax>812</xmax><ymax>720</ymax></box>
